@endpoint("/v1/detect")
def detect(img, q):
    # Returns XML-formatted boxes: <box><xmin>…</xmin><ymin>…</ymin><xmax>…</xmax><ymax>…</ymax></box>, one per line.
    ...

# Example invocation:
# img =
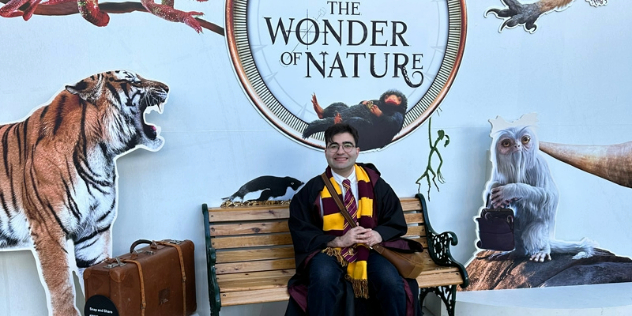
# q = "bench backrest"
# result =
<box><xmin>203</xmin><ymin>197</ymin><xmax>433</xmax><ymax>279</ymax></box>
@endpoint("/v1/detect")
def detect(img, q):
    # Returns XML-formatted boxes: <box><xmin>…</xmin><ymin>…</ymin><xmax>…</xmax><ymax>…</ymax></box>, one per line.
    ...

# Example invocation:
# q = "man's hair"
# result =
<box><xmin>324</xmin><ymin>123</ymin><xmax>359</xmax><ymax>146</ymax></box>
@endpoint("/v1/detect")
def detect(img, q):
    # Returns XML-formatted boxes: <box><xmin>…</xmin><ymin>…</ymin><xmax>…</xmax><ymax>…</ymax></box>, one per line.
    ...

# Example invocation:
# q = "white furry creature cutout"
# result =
<box><xmin>0</xmin><ymin>70</ymin><xmax>168</xmax><ymax>316</ymax></box>
<box><xmin>484</xmin><ymin>114</ymin><xmax>596</xmax><ymax>262</ymax></box>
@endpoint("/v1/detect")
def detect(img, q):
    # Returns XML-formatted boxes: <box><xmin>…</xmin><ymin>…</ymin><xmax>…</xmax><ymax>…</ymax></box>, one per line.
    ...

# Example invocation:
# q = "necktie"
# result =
<box><xmin>341</xmin><ymin>179</ymin><xmax>358</xmax><ymax>262</ymax></box>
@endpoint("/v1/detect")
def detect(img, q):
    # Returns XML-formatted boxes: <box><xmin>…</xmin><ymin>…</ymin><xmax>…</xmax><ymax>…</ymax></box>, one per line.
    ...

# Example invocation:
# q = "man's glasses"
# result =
<box><xmin>326</xmin><ymin>142</ymin><xmax>356</xmax><ymax>153</ymax></box>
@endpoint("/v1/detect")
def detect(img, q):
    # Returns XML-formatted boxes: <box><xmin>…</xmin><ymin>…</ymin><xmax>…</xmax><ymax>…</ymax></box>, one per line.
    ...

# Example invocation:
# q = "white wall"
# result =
<box><xmin>1</xmin><ymin>0</ymin><xmax>631</xmax><ymax>315</ymax></box>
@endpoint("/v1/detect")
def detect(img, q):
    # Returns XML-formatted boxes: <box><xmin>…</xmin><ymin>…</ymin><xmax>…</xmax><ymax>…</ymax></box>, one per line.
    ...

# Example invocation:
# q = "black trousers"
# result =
<box><xmin>286</xmin><ymin>251</ymin><xmax>422</xmax><ymax>316</ymax></box>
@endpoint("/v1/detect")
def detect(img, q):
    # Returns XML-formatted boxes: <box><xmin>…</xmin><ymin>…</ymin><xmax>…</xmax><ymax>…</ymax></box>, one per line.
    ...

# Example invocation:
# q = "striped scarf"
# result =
<box><xmin>321</xmin><ymin>165</ymin><xmax>375</xmax><ymax>298</ymax></box>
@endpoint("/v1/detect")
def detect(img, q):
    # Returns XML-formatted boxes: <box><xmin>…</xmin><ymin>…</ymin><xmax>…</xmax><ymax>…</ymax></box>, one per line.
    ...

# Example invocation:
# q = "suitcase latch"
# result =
<box><xmin>104</xmin><ymin>257</ymin><xmax>126</xmax><ymax>268</ymax></box>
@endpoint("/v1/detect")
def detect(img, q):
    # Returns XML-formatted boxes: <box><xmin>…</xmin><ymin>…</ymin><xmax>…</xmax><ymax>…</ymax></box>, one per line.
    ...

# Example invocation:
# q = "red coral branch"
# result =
<box><xmin>0</xmin><ymin>0</ymin><xmax>224</xmax><ymax>35</ymax></box>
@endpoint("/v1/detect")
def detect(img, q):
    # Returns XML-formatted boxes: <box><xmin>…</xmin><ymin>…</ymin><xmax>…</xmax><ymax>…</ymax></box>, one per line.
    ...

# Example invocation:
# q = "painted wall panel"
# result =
<box><xmin>1</xmin><ymin>0</ymin><xmax>631</xmax><ymax>314</ymax></box>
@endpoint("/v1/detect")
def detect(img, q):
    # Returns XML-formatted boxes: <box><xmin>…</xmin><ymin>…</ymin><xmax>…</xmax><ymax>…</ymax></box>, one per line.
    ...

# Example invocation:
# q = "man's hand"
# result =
<box><xmin>362</xmin><ymin>229</ymin><xmax>382</xmax><ymax>247</ymax></box>
<box><xmin>328</xmin><ymin>227</ymin><xmax>382</xmax><ymax>248</ymax></box>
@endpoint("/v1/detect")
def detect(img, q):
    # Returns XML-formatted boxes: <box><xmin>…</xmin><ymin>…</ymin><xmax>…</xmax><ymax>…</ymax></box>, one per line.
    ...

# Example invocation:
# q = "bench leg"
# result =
<box><xmin>441</xmin><ymin>285</ymin><xmax>457</xmax><ymax>316</ymax></box>
<box><xmin>419</xmin><ymin>287</ymin><xmax>432</xmax><ymax>315</ymax></box>
<box><xmin>419</xmin><ymin>285</ymin><xmax>457</xmax><ymax>316</ymax></box>
<box><xmin>208</xmin><ymin>265</ymin><xmax>221</xmax><ymax>316</ymax></box>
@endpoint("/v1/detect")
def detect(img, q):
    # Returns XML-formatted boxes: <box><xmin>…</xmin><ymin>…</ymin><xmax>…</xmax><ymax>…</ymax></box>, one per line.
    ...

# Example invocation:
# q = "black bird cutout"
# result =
<box><xmin>223</xmin><ymin>176</ymin><xmax>304</xmax><ymax>202</ymax></box>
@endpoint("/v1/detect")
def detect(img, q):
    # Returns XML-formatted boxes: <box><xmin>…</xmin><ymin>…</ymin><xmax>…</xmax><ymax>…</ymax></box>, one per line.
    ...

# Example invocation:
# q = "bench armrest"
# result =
<box><xmin>415</xmin><ymin>194</ymin><xmax>470</xmax><ymax>288</ymax></box>
<box><xmin>202</xmin><ymin>204</ymin><xmax>222</xmax><ymax>316</ymax></box>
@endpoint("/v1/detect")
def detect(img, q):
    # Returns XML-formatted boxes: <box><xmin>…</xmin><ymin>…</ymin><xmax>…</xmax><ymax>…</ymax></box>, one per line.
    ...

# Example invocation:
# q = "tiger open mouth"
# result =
<box><xmin>140</xmin><ymin>89</ymin><xmax>168</xmax><ymax>141</ymax></box>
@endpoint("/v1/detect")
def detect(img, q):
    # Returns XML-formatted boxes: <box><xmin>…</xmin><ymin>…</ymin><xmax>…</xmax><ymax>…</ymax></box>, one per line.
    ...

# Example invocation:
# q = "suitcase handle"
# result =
<box><xmin>130</xmin><ymin>239</ymin><xmax>158</xmax><ymax>253</ymax></box>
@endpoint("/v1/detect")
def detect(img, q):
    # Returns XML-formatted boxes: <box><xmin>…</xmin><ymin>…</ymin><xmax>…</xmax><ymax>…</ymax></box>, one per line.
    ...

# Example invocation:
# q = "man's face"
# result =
<box><xmin>325</xmin><ymin>132</ymin><xmax>359</xmax><ymax>177</ymax></box>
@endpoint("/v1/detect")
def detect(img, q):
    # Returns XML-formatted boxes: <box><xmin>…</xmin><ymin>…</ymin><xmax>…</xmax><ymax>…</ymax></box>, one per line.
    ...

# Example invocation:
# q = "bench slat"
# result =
<box><xmin>216</xmin><ymin>269</ymin><xmax>296</xmax><ymax>282</ymax></box>
<box><xmin>211</xmin><ymin>221</ymin><xmax>289</xmax><ymax>236</ymax></box>
<box><xmin>404</xmin><ymin>212</ymin><xmax>424</xmax><ymax>224</ymax></box>
<box><xmin>212</xmin><ymin>234</ymin><xmax>293</xmax><ymax>249</ymax></box>
<box><xmin>216</xmin><ymin>258</ymin><xmax>295</xmax><ymax>274</ymax></box>
<box><xmin>404</xmin><ymin>225</ymin><xmax>425</xmax><ymax>237</ymax></box>
<box><xmin>212</xmin><ymin>222</ymin><xmax>423</xmax><ymax>238</ymax></box>
<box><xmin>216</xmin><ymin>244</ymin><xmax>435</xmax><ymax>272</ymax></box>
<box><xmin>212</xmin><ymin>217</ymin><xmax>423</xmax><ymax>237</ymax></box>
<box><xmin>416</xmin><ymin>268</ymin><xmax>464</xmax><ymax>288</ymax></box>
<box><xmin>400</xmin><ymin>198</ymin><xmax>422</xmax><ymax>211</ymax></box>
<box><xmin>213</xmin><ymin>232</ymin><xmax>425</xmax><ymax>251</ymax></box>
<box><xmin>217</xmin><ymin>270</ymin><xmax>463</xmax><ymax>307</ymax></box>
<box><xmin>208</xmin><ymin>198</ymin><xmax>421</xmax><ymax>223</ymax></box>
<box><xmin>221</xmin><ymin>287</ymin><xmax>290</xmax><ymax>306</ymax></box>
<box><xmin>216</xmin><ymin>268</ymin><xmax>461</xmax><ymax>295</ymax></box>
<box><xmin>415</xmin><ymin>251</ymin><xmax>439</xmax><ymax>267</ymax></box>
<box><xmin>216</xmin><ymin>246</ymin><xmax>295</xmax><ymax>264</ymax></box>
<box><xmin>218</xmin><ymin>275</ymin><xmax>292</xmax><ymax>293</ymax></box>
<box><xmin>409</xmin><ymin>236</ymin><xmax>428</xmax><ymax>248</ymax></box>
<box><xmin>209</xmin><ymin>207</ymin><xmax>289</xmax><ymax>222</ymax></box>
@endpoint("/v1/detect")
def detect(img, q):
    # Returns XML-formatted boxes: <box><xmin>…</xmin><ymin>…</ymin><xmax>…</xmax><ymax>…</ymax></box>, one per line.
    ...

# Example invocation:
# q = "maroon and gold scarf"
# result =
<box><xmin>320</xmin><ymin>165</ymin><xmax>375</xmax><ymax>298</ymax></box>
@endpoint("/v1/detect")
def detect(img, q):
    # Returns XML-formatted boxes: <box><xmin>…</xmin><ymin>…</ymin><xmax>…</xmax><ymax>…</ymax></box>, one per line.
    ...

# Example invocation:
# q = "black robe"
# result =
<box><xmin>285</xmin><ymin>163</ymin><xmax>422</xmax><ymax>316</ymax></box>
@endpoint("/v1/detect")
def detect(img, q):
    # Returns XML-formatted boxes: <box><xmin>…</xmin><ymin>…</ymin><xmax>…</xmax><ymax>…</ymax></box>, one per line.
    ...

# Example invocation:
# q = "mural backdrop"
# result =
<box><xmin>1</xmin><ymin>0</ymin><xmax>631</xmax><ymax>315</ymax></box>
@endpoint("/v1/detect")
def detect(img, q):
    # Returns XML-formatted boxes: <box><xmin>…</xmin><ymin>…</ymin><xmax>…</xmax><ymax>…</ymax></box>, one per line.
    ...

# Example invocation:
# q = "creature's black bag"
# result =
<box><xmin>476</xmin><ymin>205</ymin><xmax>515</xmax><ymax>251</ymax></box>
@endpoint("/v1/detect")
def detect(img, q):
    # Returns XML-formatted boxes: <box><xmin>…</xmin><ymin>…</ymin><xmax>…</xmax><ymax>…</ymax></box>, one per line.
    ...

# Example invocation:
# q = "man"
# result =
<box><xmin>286</xmin><ymin>123</ymin><xmax>421</xmax><ymax>316</ymax></box>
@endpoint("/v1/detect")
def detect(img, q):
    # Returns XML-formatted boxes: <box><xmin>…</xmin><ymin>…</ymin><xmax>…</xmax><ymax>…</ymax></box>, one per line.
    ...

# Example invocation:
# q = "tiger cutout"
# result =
<box><xmin>0</xmin><ymin>70</ymin><xmax>169</xmax><ymax>316</ymax></box>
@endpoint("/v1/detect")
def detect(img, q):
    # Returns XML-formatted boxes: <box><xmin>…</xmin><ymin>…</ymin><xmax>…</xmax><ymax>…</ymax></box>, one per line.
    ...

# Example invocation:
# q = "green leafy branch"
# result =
<box><xmin>416</xmin><ymin>117</ymin><xmax>450</xmax><ymax>200</ymax></box>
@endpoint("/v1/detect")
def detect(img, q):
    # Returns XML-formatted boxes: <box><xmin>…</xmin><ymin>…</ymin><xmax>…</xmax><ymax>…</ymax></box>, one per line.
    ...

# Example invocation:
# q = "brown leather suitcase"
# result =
<box><xmin>84</xmin><ymin>239</ymin><xmax>197</xmax><ymax>316</ymax></box>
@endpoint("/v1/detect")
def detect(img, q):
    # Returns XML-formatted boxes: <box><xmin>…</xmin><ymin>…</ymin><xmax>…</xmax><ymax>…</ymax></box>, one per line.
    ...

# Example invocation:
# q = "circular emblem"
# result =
<box><xmin>226</xmin><ymin>0</ymin><xmax>467</xmax><ymax>151</ymax></box>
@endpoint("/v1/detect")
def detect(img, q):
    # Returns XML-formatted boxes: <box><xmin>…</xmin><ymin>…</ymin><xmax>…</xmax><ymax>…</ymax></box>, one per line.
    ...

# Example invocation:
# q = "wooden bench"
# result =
<box><xmin>202</xmin><ymin>193</ymin><xmax>469</xmax><ymax>316</ymax></box>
